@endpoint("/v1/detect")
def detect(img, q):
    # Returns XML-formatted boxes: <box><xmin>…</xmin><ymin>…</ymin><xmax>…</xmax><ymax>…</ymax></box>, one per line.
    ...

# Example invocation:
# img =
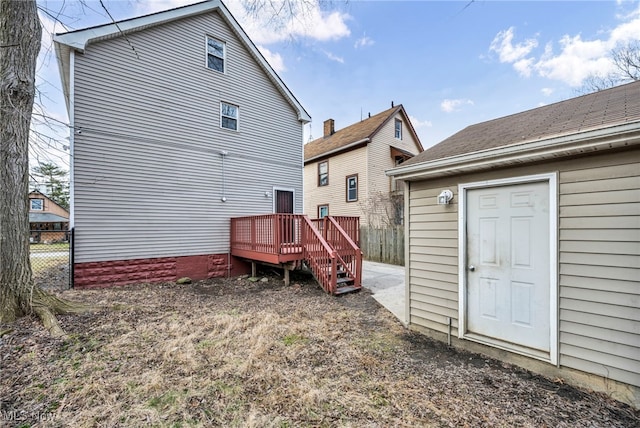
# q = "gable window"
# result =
<box><xmin>206</xmin><ymin>36</ymin><xmax>225</xmax><ymax>72</ymax></box>
<box><xmin>318</xmin><ymin>204</ymin><xmax>329</xmax><ymax>219</ymax></box>
<box><xmin>220</xmin><ymin>102</ymin><xmax>238</xmax><ymax>130</ymax></box>
<box><xmin>394</xmin><ymin>119</ymin><xmax>402</xmax><ymax>140</ymax></box>
<box><xmin>346</xmin><ymin>174</ymin><xmax>358</xmax><ymax>202</ymax></box>
<box><xmin>318</xmin><ymin>161</ymin><xmax>328</xmax><ymax>186</ymax></box>
<box><xmin>30</xmin><ymin>199</ymin><xmax>43</xmax><ymax>211</ymax></box>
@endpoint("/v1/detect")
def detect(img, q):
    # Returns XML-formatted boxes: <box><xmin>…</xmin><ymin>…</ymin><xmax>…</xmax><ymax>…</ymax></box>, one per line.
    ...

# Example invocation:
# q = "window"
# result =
<box><xmin>220</xmin><ymin>102</ymin><xmax>238</xmax><ymax>130</ymax></box>
<box><xmin>318</xmin><ymin>204</ymin><xmax>329</xmax><ymax>218</ymax></box>
<box><xmin>30</xmin><ymin>199</ymin><xmax>43</xmax><ymax>210</ymax></box>
<box><xmin>206</xmin><ymin>36</ymin><xmax>225</xmax><ymax>72</ymax></box>
<box><xmin>318</xmin><ymin>161</ymin><xmax>328</xmax><ymax>186</ymax></box>
<box><xmin>394</xmin><ymin>119</ymin><xmax>403</xmax><ymax>139</ymax></box>
<box><xmin>346</xmin><ymin>174</ymin><xmax>358</xmax><ymax>202</ymax></box>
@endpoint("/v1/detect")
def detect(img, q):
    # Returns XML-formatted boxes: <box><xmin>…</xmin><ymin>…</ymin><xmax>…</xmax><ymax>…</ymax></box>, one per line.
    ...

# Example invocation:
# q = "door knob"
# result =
<box><xmin>468</xmin><ymin>265</ymin><xmax>476</xmax><ymax>272</ymax></box>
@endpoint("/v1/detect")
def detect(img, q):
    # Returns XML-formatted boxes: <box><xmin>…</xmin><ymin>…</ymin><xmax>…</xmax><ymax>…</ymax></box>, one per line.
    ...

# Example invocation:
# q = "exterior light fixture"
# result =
<box><xmin>437</xmin><ymin>190</ymin><xmax>453</xmax><ymax>205</ymax></box>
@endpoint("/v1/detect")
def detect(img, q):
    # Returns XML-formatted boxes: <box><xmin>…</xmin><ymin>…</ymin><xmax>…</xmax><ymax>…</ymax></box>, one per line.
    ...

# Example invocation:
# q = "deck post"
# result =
<box><xmin>251</xmin><ymin>261</ymin><xmax>256</xmax><ymax>277</ymax></box>
<box><xmin>284</xmin><ymin>267</ymin><xmax>290</xmax><ymax>286</ymax></box>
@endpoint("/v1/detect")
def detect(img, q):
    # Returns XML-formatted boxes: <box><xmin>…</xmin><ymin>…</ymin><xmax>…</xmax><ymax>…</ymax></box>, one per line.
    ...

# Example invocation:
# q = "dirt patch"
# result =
<box><xmin>1</xmin><ymin>270</ymin><xmax>638</xmax><ymax>427</ymax></box>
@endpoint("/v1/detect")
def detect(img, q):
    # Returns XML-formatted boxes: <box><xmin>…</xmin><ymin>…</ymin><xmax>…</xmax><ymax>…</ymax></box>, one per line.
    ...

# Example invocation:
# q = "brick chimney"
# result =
<box><xmin>323</xmin><ymin>119</ymin><xmax>335</xmax><ymax>137</ymax></box>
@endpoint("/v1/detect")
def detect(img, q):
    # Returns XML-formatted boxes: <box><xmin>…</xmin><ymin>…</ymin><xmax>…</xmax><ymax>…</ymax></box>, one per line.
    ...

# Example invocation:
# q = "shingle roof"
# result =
<box><xmin>402</xmin><ymin>80</ymin><xmax>640</xmax><ymax>167</ymax></box>
<box><xmin>29</xmin><ymin>213</ymin><xmax>69</xmax><ymax>223</ymax></box>
<box><xmin>304</xmin><ymin>105</ymin><xmax>405</xmax><ymax>161</ymax></box>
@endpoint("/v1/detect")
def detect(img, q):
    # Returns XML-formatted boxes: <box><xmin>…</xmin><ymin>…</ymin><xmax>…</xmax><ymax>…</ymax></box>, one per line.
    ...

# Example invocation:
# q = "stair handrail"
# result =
<box><xmin>301</xmin><ymin>216</ymin><xmax>337</xmax><ymax>294</ymax></box>
<box><xmin>326</xmin><ymin>216</ymin><xmax>363</xmax><ymax>288</ymax></box>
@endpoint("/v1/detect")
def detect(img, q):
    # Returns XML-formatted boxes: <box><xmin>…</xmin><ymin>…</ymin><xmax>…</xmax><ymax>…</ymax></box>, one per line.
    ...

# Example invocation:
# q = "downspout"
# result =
<box><xmin>69</xmin><ymin>50</ymin><xmax>76</xmax><ymax>288</ymax></box>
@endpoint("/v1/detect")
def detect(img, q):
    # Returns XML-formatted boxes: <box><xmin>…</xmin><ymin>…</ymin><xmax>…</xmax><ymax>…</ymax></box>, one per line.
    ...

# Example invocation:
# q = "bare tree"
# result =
<box><xmin>580</xmin><ymin>41</ymin><xmax>640</xmax><ymax>93</ymax></box>
<box><xmin>1</xmin><ymin>0</ymin><xmax>87</xmax><ymax>336</ymax></box>
<box><xmin>358</xmin><ymin>190</ymin><xmax>403</xmax><ymax>228</ymax></box>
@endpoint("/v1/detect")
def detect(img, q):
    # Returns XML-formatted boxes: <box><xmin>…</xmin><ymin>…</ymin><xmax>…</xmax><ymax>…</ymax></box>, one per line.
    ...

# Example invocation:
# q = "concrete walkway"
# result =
<box><xmin>361</xmin><ymin>260</ymin><xmax>406</xmax><ymax>325</ymax></box>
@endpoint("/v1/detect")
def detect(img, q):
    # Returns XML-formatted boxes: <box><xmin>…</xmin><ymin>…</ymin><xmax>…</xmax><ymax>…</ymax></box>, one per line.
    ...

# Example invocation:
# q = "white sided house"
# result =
<box><xmin>304</xmin><ymin>104</ymin><xmax>423</xmax><ymax>226</ymax></box>
<box><xmin>389</xmin><ymin>81</ymin><xmax>640</xmax><ymax>407</ymax></box>
<box><xmin>54</xmin><ymin>0</ymin><xmax>310</xmax><ymax>287</ymax></box>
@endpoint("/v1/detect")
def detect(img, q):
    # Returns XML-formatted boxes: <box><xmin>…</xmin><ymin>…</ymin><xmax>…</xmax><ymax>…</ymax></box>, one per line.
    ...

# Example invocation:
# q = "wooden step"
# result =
<box><xmin>336</xmin><ymin>276</ymin><xmax>354</xmax><ymax>285</ymax></box>
<box><xmin>334</xmin><ymin>285</ymin><xmax>361</xmax><ymax>295</ymax></box>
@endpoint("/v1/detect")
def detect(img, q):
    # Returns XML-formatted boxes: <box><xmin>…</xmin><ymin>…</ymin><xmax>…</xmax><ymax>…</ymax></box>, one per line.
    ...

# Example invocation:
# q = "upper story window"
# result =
<box><xmin>346</xmin><ymin>174</ymin><xmax>358</xmax><ymax>202</ymax></box>
<box><xmin>221</xmin><ymin>102</ymin><xmax>238</xmax><ymax>131</ymax></box>
<box><xmin>318</xmin><ymin>161</ymin><xmax>328</xmax><ymax>186</ymax></box>
<box><xmin>30</xmin><ymin>199</ymin><xmax>43</xmax><ymax>210</ymax></box>
<box><xmin>394</xmin><ymin>119</ymin><xmax>402</xmax><ymax>140</ymax></box>
<box><xmin>206</xmin><ymin>36</ymin><xmax>225</xmax><ymax>72</ymax></box>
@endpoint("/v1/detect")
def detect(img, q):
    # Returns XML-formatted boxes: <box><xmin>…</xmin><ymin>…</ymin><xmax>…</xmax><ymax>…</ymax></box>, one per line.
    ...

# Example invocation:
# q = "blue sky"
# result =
<box><xmin>33</xmin><ymin>0</ymin><xmax>640</xmax><ymax>170</ymax></box>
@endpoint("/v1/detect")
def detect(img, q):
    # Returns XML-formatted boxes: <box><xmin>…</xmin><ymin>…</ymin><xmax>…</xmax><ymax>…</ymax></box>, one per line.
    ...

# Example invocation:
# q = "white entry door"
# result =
<box><xmin>465</xmin><ymin>181</ymin><xmax>550</xmax><ymax>354</ymax></box>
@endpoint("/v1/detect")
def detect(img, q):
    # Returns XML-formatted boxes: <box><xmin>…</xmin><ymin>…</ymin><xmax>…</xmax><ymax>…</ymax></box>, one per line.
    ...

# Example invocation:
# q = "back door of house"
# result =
<box><xmin>465</xmin><ymin>181</ymin><xmax>550</xmax><ymax>355</ymax></box>
<box><xmin>275</xmin><ymin>189</ymin><xmax>294</xmax><ymax>214</ymax></box>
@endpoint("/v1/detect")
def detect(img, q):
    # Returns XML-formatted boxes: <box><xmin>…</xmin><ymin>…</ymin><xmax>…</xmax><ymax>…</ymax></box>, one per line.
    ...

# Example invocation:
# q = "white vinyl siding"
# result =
<box><xmin>406</xmin><ymin>150</ymin><xmax>640</xmax><ymax>390</ymax></box>
<box><xmin>72</xmin><ymin>11</ymin><xmax>303</xmax><ymax>262</ymax></box>
<box><xmin>304</xmin><ymin>147</ymin><xmax>367</xmax><ymax>220</ymax></box>
<box><xmin>557</xmin><ymin>155</ymin><xmax>640</xmax><ymax>388</ymax></box>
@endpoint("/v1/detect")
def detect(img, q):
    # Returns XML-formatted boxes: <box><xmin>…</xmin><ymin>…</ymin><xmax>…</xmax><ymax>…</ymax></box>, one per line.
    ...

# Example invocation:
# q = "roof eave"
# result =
<box><xmin>304</xmin><ymin>138</ymin><xmax>370</xmax><ymax>164</ymax></box>
<box><xmin>387</xmin><ymin>121</ymin><xmax>640</xmax><ymax>181</ymax></box>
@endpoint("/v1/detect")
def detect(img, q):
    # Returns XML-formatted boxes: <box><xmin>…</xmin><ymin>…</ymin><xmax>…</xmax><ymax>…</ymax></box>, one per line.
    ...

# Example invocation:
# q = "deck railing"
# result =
<box><xmin>324</xmin><ymin>217</ymin><xmax>362</xmax><ymax>288</ymax></box>
<box><xmin>230</xmin><ymin>214</ymin><xmax>302</xmax><ymax>255</ymax></box>
<box><xmin>301</xmin><ymin>216</ymin><xmax>337</xmax><ymax>294</ymax></box>
<box><xmin>331</xmin><ymin>216</ymin><xmax>360</xmax><ymax>245</ymax></box>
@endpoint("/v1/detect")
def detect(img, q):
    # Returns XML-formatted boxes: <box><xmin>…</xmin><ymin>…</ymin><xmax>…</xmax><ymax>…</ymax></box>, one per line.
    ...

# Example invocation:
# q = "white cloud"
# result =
<box><xmin>489</xmin><ymin>27</ymin><xmax>538</xmax><ymax>74</ymax></box>
<box><xmin>541</xmin><ymin>87</ymin><xmax>554</xmax><ymax>97</ymax></box>
<box><xmin>258</xmin><ymin>45</ymin><xmax>286</xmax><ymax>73</ymax></box>
<box><xmin>490</xmin><ymin>5</ymin><xmax>640</xmax><ymax>87</ymax></box>
<box><xmin>354</xmin><ymin>35</ymin><xmax>374</xmax><ymax>49</ymax></box>
<box><xmin>135</xmin><ymin>0</ymin><xmax>198</xmax><ymax>15</ymax></box>
<box><xmin>324</xmin><ymin>51</ymin><xmax>344</xmax><ymax>63</ymax></box>
<box><xmin>441</xmin><ymin>99</ymin><xmax>474</xmax><ymax>113</ymax></box>
<box><xmin>534</xmin><ymin>35</ymin><xmax>612</xmax><ymax>86</ymax></box>
<box><xmin>409</xmin><ymin>115</ymin><xmax>432</xmax><ymax>129</ymax></box>
<box><xmin>227</xmin><ymin>0</ymin><xmax>351</xmax><ymax>45</ymax></box>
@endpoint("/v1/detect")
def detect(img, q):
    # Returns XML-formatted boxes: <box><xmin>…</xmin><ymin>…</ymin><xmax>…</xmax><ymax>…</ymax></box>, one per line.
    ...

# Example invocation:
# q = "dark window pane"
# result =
<box><xmin>319</xmin><ymin>174</ymin><xmax>328</xmax><ymax>186</ymax></box>
<box><xmin>222</xmin><ymin>116</ymin><xmax>237</xmax><ymax>130</ymax></box>
<box><xmin>208</xmin><ymin>55</ymin><xmax>224</xmax><ymax>72</ymax></box>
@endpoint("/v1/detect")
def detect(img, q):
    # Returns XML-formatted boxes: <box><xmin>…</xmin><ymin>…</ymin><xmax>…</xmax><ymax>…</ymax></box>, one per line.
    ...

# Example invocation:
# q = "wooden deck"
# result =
<box><xmin>230</xmin><ymin>214</ymin><xmax>362</xmax><ymax>294</ymax></box>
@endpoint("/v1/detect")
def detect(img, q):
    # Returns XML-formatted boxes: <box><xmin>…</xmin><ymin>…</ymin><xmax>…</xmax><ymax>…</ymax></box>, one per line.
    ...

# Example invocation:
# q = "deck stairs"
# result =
<box><xmin>301</xmin><ymin>215</ymin><xmax>362</xmax><ymax>295</ymax></box>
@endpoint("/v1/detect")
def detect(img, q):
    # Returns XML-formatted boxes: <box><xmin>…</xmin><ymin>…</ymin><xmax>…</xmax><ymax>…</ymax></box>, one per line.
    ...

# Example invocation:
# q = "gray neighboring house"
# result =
<box><xmin>389</xmin><ymin>81</ymin><xmax>640</xmax><ymax>407</ymax></box>
<box><xmin>53</xmin><ymin>0</ymin><xmax>310</xmax><ymax>288</ymax></box>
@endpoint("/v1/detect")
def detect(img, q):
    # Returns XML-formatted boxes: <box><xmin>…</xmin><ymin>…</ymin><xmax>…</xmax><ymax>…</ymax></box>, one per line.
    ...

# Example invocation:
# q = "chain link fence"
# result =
<box><xmin>29</xmin><ymin>230</ymin><xmax>71</xmax><ymax>290</ymax></box>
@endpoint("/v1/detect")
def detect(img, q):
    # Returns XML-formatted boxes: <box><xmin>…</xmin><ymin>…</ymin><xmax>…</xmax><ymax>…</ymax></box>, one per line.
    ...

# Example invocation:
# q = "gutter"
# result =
<box><xmin>305</xmin><ymin>138</ymin><xmax>370</xmax><ymax>164</ymax></box>
<box><xmin>386</xmin><ymin>121</ymin><xmax>640</xmax><ymax>181</ymax></box>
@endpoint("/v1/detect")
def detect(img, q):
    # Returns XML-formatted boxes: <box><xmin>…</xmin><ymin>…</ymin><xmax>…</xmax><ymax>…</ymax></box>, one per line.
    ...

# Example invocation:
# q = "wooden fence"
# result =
<box><xmin>359</xmin><ymin>226</ymin><xmax>404</xmax><ymax>266</ymax></box>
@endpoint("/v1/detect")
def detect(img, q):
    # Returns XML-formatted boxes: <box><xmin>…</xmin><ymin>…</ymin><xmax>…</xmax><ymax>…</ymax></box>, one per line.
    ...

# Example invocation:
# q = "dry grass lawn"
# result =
<box><xmin>1</xmin><ymin>271</ymin><xmax>638</xmax><ymax>427</ymax></box>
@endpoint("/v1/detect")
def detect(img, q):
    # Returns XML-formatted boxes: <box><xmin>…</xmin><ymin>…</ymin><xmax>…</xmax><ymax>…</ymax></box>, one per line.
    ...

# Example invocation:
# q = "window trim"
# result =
<box><xmin>220</xmin><ymin>102</ymin><xmax>239</xmax><ymax>131</ymax></box>
<box><xmin>394</xmin><ymin>118</ymin><xmax>403</xmax><ymax>140</ymax></box>
<box><xmin>205</xmin><ymin>35</ymin><xmax>225</xmax><ymax>73</ymax></box>
<box><xmin>346</xmin><ymin>174</ymin><xmax>358</xmax><ymax>202</ymax></box>
<box><xmin>30</xmin><ymin>199</ymin><xmax>44</xmax><ymax>211</ymax></box>
<box><xmin>317</xmin><ymin>204</ymin><xmax>329</xmax><ymax>219</ymax></box>
<box><xmin>318</xmin><ymin>160</ymin><xmax>329</xmax><ymax>187</ymax></box>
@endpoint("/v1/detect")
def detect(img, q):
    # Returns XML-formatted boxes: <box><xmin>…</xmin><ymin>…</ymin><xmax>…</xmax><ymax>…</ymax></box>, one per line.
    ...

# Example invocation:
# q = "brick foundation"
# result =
<box><xmin>74</xmin><ymin>253</ymin><xmax>250</xmax><ymax>289</ymax></box>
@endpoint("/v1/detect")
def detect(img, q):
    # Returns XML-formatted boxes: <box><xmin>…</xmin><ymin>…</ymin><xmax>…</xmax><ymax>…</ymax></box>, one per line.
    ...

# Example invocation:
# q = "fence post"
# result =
<box><xmin>70</xmin><ymin>227</ymin><xmax>75</xmax><ymax>289</ymax></box>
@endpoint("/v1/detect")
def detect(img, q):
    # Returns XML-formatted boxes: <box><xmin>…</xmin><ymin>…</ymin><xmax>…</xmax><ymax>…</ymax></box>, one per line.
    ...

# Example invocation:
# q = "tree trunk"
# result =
<box><xmin>0</xmin><ymin>0</ymin><xmax>41</xmax><ymax>320</ymax></box>
<box><xmin>1</xmin><ymin>0</ymin><xmax>91</xmax><ymax>336</ymax></box>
